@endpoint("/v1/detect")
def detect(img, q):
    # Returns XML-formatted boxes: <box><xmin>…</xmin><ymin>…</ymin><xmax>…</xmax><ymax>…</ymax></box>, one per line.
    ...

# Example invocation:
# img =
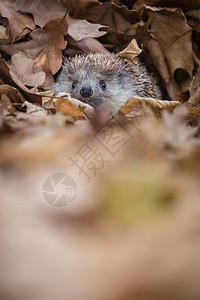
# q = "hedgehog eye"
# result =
<box><xmin>72</xmin><ymin>81</ymin><xmax>77</xmax><ymax>89</ymax></box>
<box><xmin>99</xmin><ymin>80</ymin><xmax>106</xmax><ymax>90</ymax></box>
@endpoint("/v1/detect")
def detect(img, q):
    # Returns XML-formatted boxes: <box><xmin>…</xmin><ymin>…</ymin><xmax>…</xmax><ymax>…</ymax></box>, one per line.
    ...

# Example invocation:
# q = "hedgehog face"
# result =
<box><xmin>65</xmin><ymin>74</ymin><xmax>108</xmax><ymax>108</ymax></box>
<box><xmin>52</xmin><ymin>53</ymin><xmax>132</xmax><ymax>110</ymax></box>
<box><xmin>52</xmin><ymin>53</ymin><xmax>156</xmax><ymax>112</ymax></box>
<box><xmin>62</xmin><ymin>67</ymin><xmax>126</xmax><ymax>109</ymax></box>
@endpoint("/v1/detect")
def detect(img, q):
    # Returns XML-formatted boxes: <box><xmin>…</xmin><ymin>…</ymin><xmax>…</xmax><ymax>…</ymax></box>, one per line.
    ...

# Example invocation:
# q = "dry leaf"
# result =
<box><xmin>69</xmin><ymin>0</ymin><xmax>99</xmax><ymax>17</ymax></box>
<box><xmin>117</xmin><ymin>38</ymin><xmax>142</xmax><ymax>63</ymax></box>
<box><xmin>66</xmin><ymin>36</ymin><xmax>109</xmax><ymax>55</ymax></box>
<box><xmin>186</xmin><ymin>9</ymin><xmax>200</xmax><ymax>20</ymax></box>
<box><xmin>134</xmin><ymin>22</ymin><xmax>184</xmax><ymax>101</ymax></box>
<box><xmin>0</xmin><ymin>25</ymin><xmax>9</xmax><ymax>44</ymax></box>
<box><xmin>1</xmin><ymin>16</ymin><xmax>68</xmax><ymax>75</ymax></box>
<box><xmin>55</xmin><ymin>98</ymin><xmax>84</xmax><ymax>119</ymax></box>
<box><xmin>74</xmin><ymin>1</ymin><xmax>139</xmax><ymax>50</ymax></box>
<box><xmin>67</xmin><ymin>15</ymin><xmax>107</xmax><ymax>42</ymax></box>
<box><xmin>133</xmin><ymin>0</ymin><xmax>200</xmax><ymax>11</ymax></box>
<box><xmin>38</xmin><ymin>90</ymin><xmax>54</xmax><ymax>109</ymax></box>
<box><xmin>15</xmin><ymin>0</ymin><xmax>66</xmax><ymax>27</ymax></box>
<box><xmin>0</xmin><ymin>58</ymin><xmax>42</xmax><ymax>105</ymax></box>
<box><xmin>0</xmin><ymin>0</ymin><xmax>35</xmax><ymax>43</ymax></box>
<box><xmin>188</xmin><ymin>67</ymin><xmax>200</xmax><ymax>107</ymax></box>
<box><xmin>0</xmin><ymin>85</ymin><xmax>25</xmax><ymax>113</ymax></box>
<box><xmin>76</xmin><ymin>1</ymin><xmax>139</xmax><ymax>27</ymax></box>
<box><xmin>120</xmin><ymin>96</ymin><xmax>180</xmax><ymax>118</ymax></box>
<box><xmin>1</xmin><ymin>3</ymin><xmax>200</xmax><ymax>300</ymax></box>
<box><xmin>52</xmin><ymin>92</ymin><xmax>95</xmax><ymax>117</ymax></box>
<box><xmin>145</xmin><ymin>6</ymin><xmax>194</xmax><ymax>91</ymax></box>
<box><xmin>111</xmin><ymin>2</ymin><xmax>139</xmax><ymax>23</ymax></box>
<box><xmin>9</xmin><ymin>51</ymin><xmax>46</xmax><ymax>86</ymax></box>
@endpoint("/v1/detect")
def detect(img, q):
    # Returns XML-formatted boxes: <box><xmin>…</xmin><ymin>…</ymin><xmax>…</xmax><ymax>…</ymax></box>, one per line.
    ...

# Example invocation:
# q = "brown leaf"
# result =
<box><xmin>186</xmin><ymin>9</ymin><xmax>200</xmax><ymax>20</ymax></box>
<box><xmin>76</xmin><ymin>37</ymin><xmax>109</xmax><ymax>54</ymax></box>
<box><xmin>76</xmin><ymin>1</ymin><xmax>139</xmax><ymax>25</ymax></box>
<box><xmin>135</xmin><ymin>25</ymin><xmax>183</xmax><ymax>101</ymax></box>
<box><xmin>14</xmin><ymin>1</ymin><xmax>107</xmax><ymax>46</ymax></box>
<box><xmin>185</xmin><ymin>103</ymin><xmax>200</xmax><ymax>118</ymax></box>
<box><xmin>111</xmin><ymin>2</ymin><xmax>139</xmax><ymax>23</ymax></box>
<box><xmin>9</xmin><ymin>51</ymin><xmax>46</xmax><ymax>86</ymax></box>
<box><xmin>134</xmin><ymin>0</ymin><xmax>200</xmax><ymax>11</ymax></box>
<box><xmin>117</xmin><ymin>39</ymin><xmax>142</xmax><ymax>63</ymax></box>
<box><xmin>0</xmin><ymin>26</ymin><xmax>31</xmax><ymax>45</ymax></box>
<box><xmin>0</xmin><ymin>25</ymin><xmax>10</xmax><ymax>44</ymax></box>
<box><xmin>0</xmin><ymin>0</ymin><xmax>35</xmax><ymax>43</ymax></box>
<box><xmin>186</xmin><ymin>68</ymin><xmax>200</xmax><ymax>117</ymax></box>
<box><xmin>39</xmin><ymin>90</ymin><xmax>55</xmax><ymax>110</ymax></box>
<box><xmin>66</xmin><ymin>36</ymin><xmax>109</xmax><ymax>55</ymax></box>
<box><xmin>67</xmin><ymin>15</ymin><xmax>107</xmax><ymax>41</ymax></box>
<box><xmin>52</xmin><ymin>91</ymin><xmax>95</xmax><ymax>117</ymax></box>
<box><xmin>74</xmin><ymin>1</ymin><xmax>139</xmax><ymax>50</ymax></box>
<box><xmin>69</xmin><ymin>0</ymin><xmax>99</xmax><ymax>16</ymax></box>
<box><xmin>1</xmin><ymin>17</ymin><xmax>68</xmax><ymax>75</ymax></box>
<box><xmin>0</xmin><ymin>84</ymin><xmax>25</xmax><ymax>112</ymax></box>
<box><xmin>145</xmin><ymin>6</ymin><xmax>194</xmax><ymax>91</ymax></box>
<box><xmin>188</xmin><ymin>67</ymin><xmax>200</xmax><ymax>106</ymax></box>
<box><xmin>120</xmin><ymin>96</ymin><xmax>180</xmax><ymax>118</ymax></box>
<box><xmin>73</xmin><ymin>1</ymin><xmax>114</xmax><ymax>26</ymax></box>
<box><xmin>0</xmin><ymin>58</ymin><xmax>42</xmax><ymax>105</ymax></box>
<box><xmin>15</xmin><ymin>0</ymin><xmax>66</xmax><ymax>27</ymax></box>
<box><xmin>55</xmin><ymin>98</ymin><xmax>84</xmax><ymax>119</ymax></box>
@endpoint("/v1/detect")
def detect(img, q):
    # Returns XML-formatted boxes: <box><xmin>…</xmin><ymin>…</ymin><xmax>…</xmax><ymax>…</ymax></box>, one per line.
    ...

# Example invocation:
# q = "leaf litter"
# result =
<box><xmin>1</xmin><ymin>1</ymin><xmax>200</xmax><ymax>300</ymax></box>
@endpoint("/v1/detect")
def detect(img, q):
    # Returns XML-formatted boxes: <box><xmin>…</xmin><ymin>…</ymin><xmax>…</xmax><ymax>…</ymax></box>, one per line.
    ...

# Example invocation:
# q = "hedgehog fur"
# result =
<box><xmin>52</xmin><ymin>53</ymin><xmax>162</xmax><ymax>113</ymax></box>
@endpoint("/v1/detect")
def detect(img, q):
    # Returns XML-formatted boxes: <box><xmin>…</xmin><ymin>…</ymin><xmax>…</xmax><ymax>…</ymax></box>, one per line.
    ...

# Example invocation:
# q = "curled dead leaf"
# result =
<box><xmin>120</xmin><ymin>96</ymin><xmax>180</xmax><ymax>118</ymax></box>
<box><xmin>0</xmin><ymin>58</ymin><xmax>42</xmax><ymax>105</ymax></box>
<box><xmin>55</xmin><ymin>98</ymin><xmax>85</xmax><ymax>120</ymax></box>
<box><xmin>117</xmin><ymin>38</ymin><xmax>142</xmax><ymax>63</ymax></box>
<box><xmin>0</xmin><ymin>26</ymin><xmax>31</xmax><ymax>45</ymax></box>
<box><xmin>0</xmin><ymin>0</ymin><xmax>35</xmax><ymax>43</ymax></box>
<box><xmin>0</xmin><ymin>84</ymin><xmax>26</xmax><ymax>112</ymax></box>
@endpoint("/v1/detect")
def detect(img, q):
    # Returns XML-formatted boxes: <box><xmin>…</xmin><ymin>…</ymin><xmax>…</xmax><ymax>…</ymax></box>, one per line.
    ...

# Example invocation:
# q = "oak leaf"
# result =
<box><xmin>0</xmin><ymin>0</ymin><xmax>35</xmax><ymax>43</ymax></box>
<box><xmin>15</xmin><ymin>0</ymin><xmax>66</xmax><ymax>27</ymax></box>
<box><xmin>1</xmin><ymin>17</ymin><xmax>68</xmax><ymax>75</ymax></box>
<box><xmin>67</xmin><ymin>15</ymin><xmax>107</xmax><ymax>42</ymax></box>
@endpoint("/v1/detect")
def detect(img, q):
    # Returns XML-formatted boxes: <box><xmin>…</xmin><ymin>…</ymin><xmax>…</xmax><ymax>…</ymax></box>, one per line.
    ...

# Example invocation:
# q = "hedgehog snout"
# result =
<box><xmin>80</xmin><ymin>86</ymin><xmax>93</xmax><ymax>98</ymax></box>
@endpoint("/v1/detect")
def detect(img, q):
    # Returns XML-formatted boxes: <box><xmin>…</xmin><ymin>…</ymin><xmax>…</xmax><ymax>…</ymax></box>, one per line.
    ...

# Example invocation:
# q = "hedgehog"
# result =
<box><xmin>52</xmin><ymin>53</ymin><xmax>162</xmax><ymax>113</ymax></box>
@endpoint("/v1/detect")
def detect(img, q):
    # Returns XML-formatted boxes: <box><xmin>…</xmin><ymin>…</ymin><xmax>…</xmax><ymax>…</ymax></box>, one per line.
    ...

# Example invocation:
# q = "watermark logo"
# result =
<box><xmin>69</xmin><ymin>118</ymin><xmax>133</xmax><ymax>182</ymax></box>
<box><xmin>94</xmin><ymin>118</ymin><xmax>133</xmax><ymax>157</ymax></box>
<box><xmin>42</xmin><ymin>173</ymin><xmax>77</xmax><ymax>207</ymax></box>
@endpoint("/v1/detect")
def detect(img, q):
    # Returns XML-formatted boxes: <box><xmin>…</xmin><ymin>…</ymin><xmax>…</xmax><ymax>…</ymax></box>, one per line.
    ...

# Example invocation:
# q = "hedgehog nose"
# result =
<box><xmin>80</xmin><ymin>86</ymin><xmax>93</xmax><ymax>97</ymax></box>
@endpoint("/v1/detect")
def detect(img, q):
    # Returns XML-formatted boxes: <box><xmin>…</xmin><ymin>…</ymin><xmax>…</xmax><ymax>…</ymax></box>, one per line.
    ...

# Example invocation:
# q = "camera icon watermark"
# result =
<box><xmin>42</xmin><ymin>173</ymin><xmax>77</xmax><ymax>207</ymax></box>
